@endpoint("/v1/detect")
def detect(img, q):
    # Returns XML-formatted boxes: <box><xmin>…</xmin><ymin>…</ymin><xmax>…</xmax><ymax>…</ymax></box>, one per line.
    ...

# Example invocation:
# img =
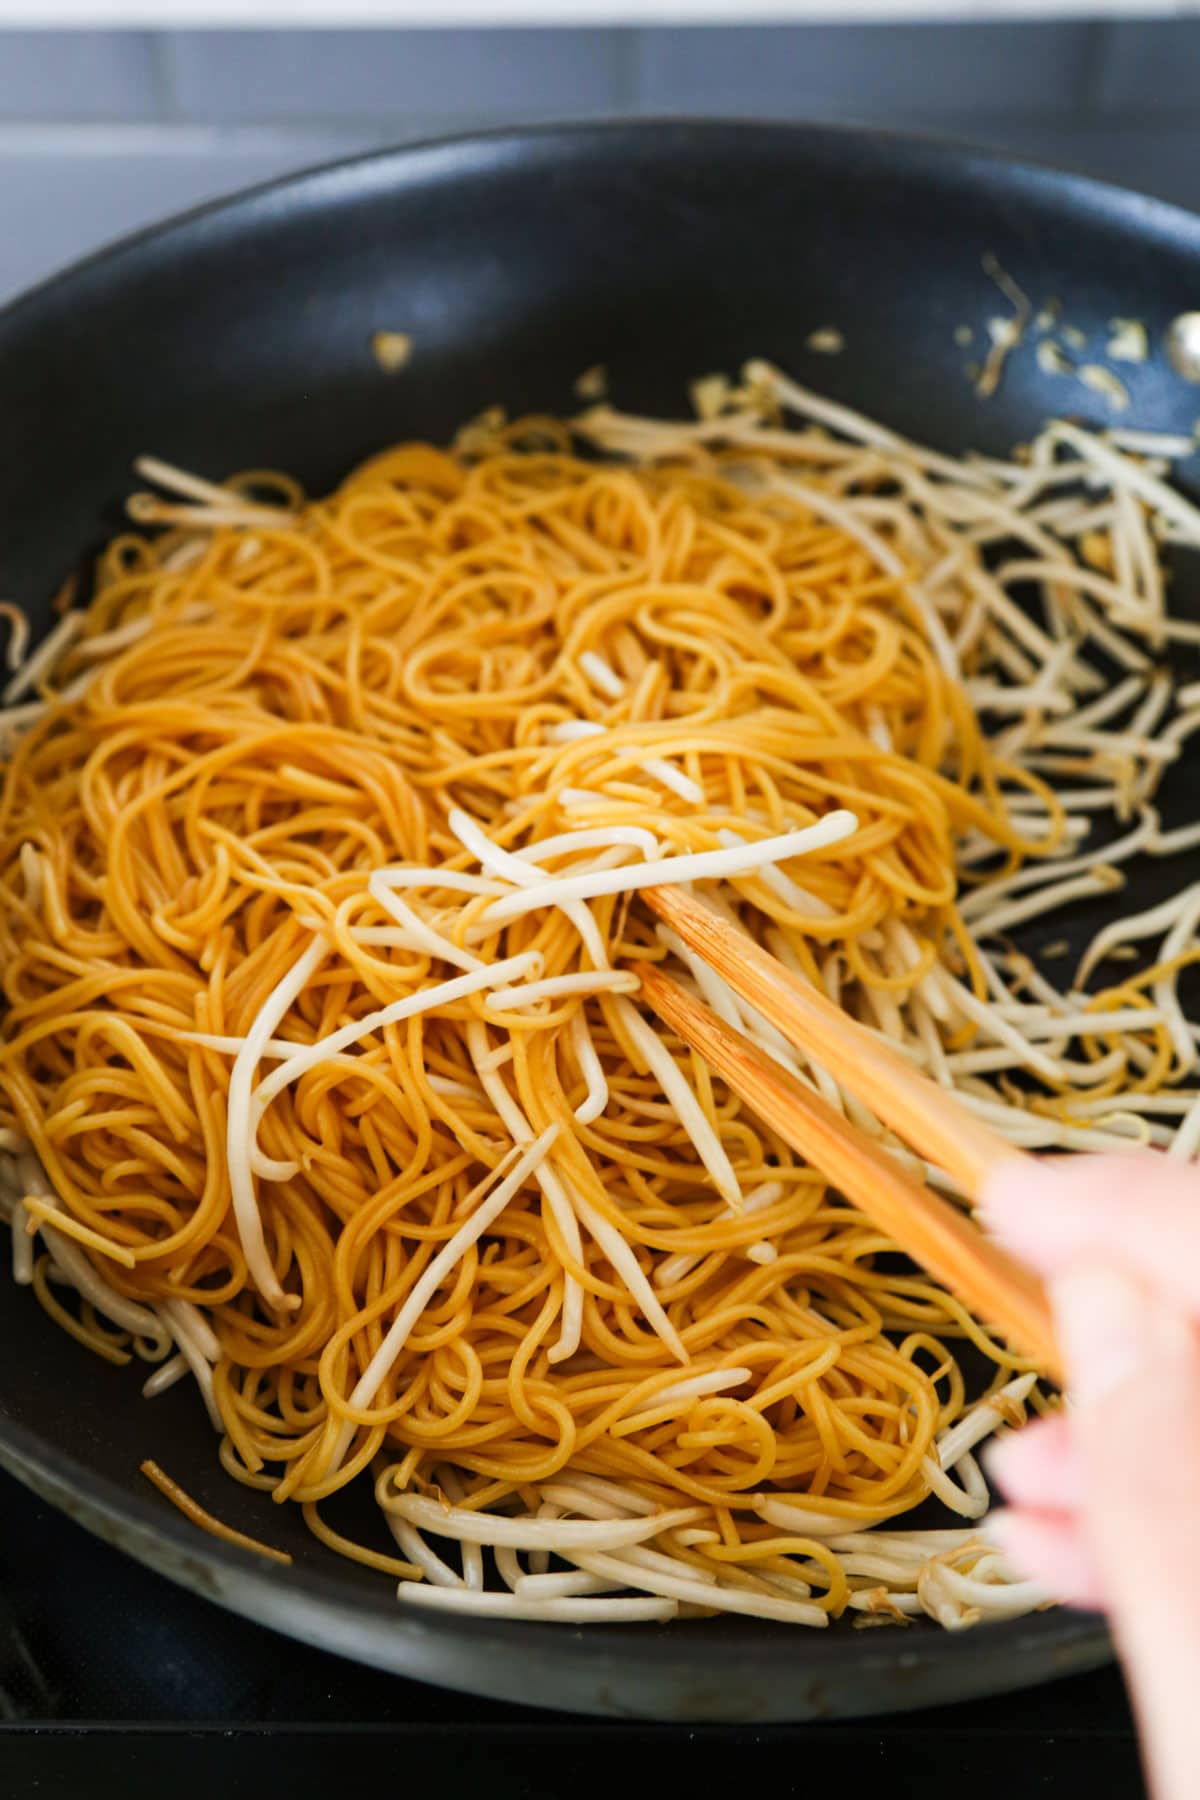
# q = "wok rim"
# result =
<box><xmin>2</xmin><ymin>115</ymin><xmax>1199</xmax><ymax>337</ymax></box>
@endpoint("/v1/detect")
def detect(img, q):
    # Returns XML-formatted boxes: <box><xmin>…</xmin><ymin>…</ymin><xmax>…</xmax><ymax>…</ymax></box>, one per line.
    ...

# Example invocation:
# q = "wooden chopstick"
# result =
<box><xmin>637</xmin><ymin>960</ymin><xmax>1062</xmax><ymax>1382</ymax></box>
<box><xmin>644</xmin><ymin>884</ymin><xmax>1026</xmax><ymax>1201</ymax></box>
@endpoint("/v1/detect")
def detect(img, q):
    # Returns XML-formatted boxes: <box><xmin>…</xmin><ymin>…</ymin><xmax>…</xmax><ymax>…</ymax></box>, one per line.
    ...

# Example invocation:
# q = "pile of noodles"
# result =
<box><xmin>2</xmin><ymin>361</ymin><xmax>1199</xmax><ymax>1630</ymax></box>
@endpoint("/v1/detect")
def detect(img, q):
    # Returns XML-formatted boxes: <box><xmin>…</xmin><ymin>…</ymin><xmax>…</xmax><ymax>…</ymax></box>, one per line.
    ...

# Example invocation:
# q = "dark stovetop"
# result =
<box><xmin>0</xmin><ymin>1467</ymin><xmax>1144</xmax><ymax>1800</ymax></box>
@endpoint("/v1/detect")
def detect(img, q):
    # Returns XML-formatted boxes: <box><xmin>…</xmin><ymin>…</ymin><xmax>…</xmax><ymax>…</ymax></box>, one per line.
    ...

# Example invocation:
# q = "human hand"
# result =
<box><xmin>980</xmin><ymin>1152</ymin><xmax>1200</xmax><ymax>1800</ymax></box>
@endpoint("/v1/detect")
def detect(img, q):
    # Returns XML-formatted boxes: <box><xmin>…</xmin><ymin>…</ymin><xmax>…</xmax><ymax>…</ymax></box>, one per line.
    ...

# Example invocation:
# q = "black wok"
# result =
<box><xmin>1</xmin><ymin>120</ymin><xmax>1197</xmax><ymax>1723</ymax></box>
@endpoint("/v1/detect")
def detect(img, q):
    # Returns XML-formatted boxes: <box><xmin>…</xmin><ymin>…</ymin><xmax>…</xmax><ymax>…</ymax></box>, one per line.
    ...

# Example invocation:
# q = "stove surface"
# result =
<box><xmin>0</xmin><ymin>1466</ymin><xmax>1145</xmax><ymax>1798</ymax></box>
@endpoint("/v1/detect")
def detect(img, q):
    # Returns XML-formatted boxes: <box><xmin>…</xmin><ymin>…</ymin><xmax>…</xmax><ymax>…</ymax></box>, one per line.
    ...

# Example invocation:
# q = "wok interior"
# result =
<box><xmin>2</xmin><ymin>122</ymin><xmax>1197</xmax><ymax>1712</ymax></box>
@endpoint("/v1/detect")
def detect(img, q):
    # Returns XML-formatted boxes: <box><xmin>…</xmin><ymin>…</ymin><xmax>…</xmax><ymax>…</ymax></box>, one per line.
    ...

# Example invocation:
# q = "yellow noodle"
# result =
<box><xmin>140</xmin><ymin>1458</ymin><xmax>293</xmax><ymax>1565</ymax></box>
<box><xmin>0</xmin><ymin>417</ymin><xmax>1158</xmax><ymax>1623</ymax></box>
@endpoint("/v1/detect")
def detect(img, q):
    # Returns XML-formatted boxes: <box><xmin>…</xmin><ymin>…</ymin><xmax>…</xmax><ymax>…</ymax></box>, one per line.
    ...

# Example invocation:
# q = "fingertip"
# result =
<box><xmin>983</xmin><ymin>1412</ymin><xmax>1084</xmax><ymax>1512</ymax></box>
<box><xmin>981</xmin><ymin>1422</ymin><xmax>1024</xmax><ymax>1493</ymax></box>
<box><xmin>978</xmin><ymin>1151</ymin><xmax>1169</xmax><ymax>1277</ymax></box>
<box><xmin>977</xmin><ymin>1155</ymin><xmax>1076</xmax><ymax>1268</ymax></box>
<box><xmin>977</xmin><ymin>1155</ymin><xmax>1046</xmax><ymax>1225</ymax></box>
<box><xmin>987</xmin><ymin>1506</ymin><xmax>1106</xmax><ymax>1610</ymax></box>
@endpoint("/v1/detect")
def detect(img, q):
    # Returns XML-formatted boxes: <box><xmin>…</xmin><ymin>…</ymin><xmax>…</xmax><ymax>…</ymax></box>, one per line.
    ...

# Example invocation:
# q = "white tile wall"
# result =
<box><xmin>633</xmin><ymin>22</ymin><xmax>1096</xmax><ymax>117</ymax></box>
<box><xmin>160</xmin><ymin>28</ymin><xmax>626</xmax><ymax>121</ymax></box>
<box><xmin>1093</xmin><ymin>19</ymin><xmax>1200</xmax><ymax>112</ymax></box>
<box><xmin>0</xmin><ymin>20</ymin><xmax>1196</xmax><ymax>307</ymax></box>
<box><xmin>0</xmin><ymin>124</ymin><xmax>385</xmax><ymax>299</ymax></box>
<box><xmin>0</xmin><ymin>29</ymin><xmax>159</xmax><ymax>118</ymax></box>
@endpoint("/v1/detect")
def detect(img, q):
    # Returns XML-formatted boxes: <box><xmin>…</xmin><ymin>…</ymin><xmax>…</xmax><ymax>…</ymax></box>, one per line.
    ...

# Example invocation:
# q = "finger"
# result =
<box><xmin>1052</xmin><ymin>1265</ymin><xmax>1200</xmax><ymax>1605</ymax></box>
<box><xmin>980</xmin><ymin>1152</ymin><xmax>1200</xmax><ymax>1316</ymax></box>
<box><xmin>1052</xmin><ymin>1264</ymin><xmax>1200</xmax><ymax>1800</ymax></box>
<box><xmin>987</xmin><ymin>1506</ymin><xmax>1106</xmax><ymax>1609</ymax></box>
<box><xmin>984</xmin><ymin>1412</ymin><xmax>1086</xmax><ymax>1514</ymax></box>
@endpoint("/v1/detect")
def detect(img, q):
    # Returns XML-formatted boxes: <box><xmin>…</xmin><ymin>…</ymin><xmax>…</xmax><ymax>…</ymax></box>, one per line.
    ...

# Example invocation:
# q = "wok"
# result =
<box><xmin>0</xmin><ymin>120</ymin><xmax>1197</xmax><ymax>1723</ymax></box>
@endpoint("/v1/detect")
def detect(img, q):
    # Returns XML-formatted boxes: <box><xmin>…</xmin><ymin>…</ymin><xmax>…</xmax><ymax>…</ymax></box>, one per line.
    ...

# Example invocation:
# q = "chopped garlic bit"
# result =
<box><xmin>574</xmin><ymin>365</ymin><xmax>608</xmax><ymax>401</ymax></box>
<box><xmin>1061</xmin><ymin>325</ymin><xmax>1088</xmax><ymax>351</ymax></box>
<box><xmin>953</xmin><ymin>325</ymin><xmax>973</xmax><ymax>348</ymax></box>
<box><xmin>1036</xmin><ymin>340</ymin><xmax>1074</xmax><ymax>378</ymax></box>
<box><xmin>370</xmin><ymin>331</ymin><xmax>413</xmax><ymax>374</ymax></box>
<box><xmin>1034</xmin><ymin>300</ymin><xmax>1061</xmax><ymax>333</ymax></box>
<box><xmin>1107</xmin><ymin>319</ymin><xmax>1149</xmax><ymax>364</ymax></box>
<box><xmin>689</xmin><ymin>374</ymin><xmax>733</xmax><ymax>421</ymax></box>
<box><xmin>805</xmin><ymin>328</ymin><xmax>845</xmax><ymax>356</ymax></box>
<box><xmin>1080</xmin><ymin>530</ymin><xmax>1114</xmax><ymax>573</ymax></box>
<box><xmin>1078</xmin><ymin>364</ymin><xmax>1131</xmax><ymax>412</ymax></box>
<box><xmin>683</xmin><ymin>366</ymin><xmax>779</xmax><ymax>424</ymax></box>
<box><xmin>454</xmin><ymin>406</ymin><xmax>508</xmax><ymax>459</ymax></box>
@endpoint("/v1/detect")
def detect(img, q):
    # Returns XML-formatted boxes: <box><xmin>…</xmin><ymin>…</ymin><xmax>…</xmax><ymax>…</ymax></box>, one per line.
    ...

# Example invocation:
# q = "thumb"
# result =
<box><xmin>1053</xmin><ymin>1263</ymin><xmax>1200</xmax><ymax>1800</ymax></box>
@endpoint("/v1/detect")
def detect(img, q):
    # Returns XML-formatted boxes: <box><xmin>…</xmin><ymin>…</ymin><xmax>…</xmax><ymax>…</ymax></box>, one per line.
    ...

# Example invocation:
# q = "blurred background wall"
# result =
<box><xmin>0</xmin><ymin>19</ymin><xmax>1196</xmax><ymax>302</ymax></box>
